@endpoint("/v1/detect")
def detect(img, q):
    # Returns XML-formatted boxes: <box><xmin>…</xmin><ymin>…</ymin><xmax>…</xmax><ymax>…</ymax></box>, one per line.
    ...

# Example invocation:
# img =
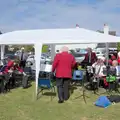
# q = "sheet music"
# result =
<box><xmin>40</xmin><ymin>64</ymin><xmax>52</xmax><ymax>72</ymax></box>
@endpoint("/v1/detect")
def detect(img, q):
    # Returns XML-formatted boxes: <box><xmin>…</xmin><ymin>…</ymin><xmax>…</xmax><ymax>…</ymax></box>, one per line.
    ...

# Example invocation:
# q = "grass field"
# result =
<box><xmin>0</xmin><ymin>82</ymin><xmax>120</xmax><ymax>120</ymax></box>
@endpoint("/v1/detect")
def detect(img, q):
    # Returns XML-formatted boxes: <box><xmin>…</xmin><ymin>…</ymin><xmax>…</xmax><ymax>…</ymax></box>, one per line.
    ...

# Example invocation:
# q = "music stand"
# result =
<box><xmin>74</xmin><ymin>69</ymin><xmax>89</xmax><ymax>104</ymax></box>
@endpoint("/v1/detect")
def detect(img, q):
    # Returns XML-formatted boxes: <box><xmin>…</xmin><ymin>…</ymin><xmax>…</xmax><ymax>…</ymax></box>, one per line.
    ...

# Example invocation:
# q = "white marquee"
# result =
<box><xmin>0</xmin><ymin>27</ymin><xmax>119</xmax><ymax>99</ymax></box>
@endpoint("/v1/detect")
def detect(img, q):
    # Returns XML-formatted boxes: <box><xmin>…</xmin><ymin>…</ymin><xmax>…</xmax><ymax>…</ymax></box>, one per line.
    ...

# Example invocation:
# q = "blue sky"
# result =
<box><xmin>0</xmin><ymin>0</ymin><xmax>120</xmax><ymax>34</ymax></box>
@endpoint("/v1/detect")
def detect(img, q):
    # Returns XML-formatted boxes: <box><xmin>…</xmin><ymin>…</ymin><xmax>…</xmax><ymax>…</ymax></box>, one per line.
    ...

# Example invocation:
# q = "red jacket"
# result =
<box><xmin>4</xmin><ymin>60</ymin><xmax>23</xmax><ymax>73</ymax></box>
<box><xmin>111</xmin><ymin>55</ymin><xmax>116</xmax><ymax>60</ymax></box>
<box><xmin>83</xmin><ymin>52</ymin><xmax>97</xmax><ymax>64</ymax></box>
<box><xmin>118</xmin><ymin>57</ymin><xmax>120</xmax><ymax>64</ymax></box>
<box><xmin>52</xmin><ymin>52</ymin><xmax>76</xmax><ymax>78</ymax></box>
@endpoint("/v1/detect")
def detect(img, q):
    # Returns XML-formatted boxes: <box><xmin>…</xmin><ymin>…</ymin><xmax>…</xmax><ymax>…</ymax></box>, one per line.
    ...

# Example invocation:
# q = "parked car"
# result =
<box><xmin>96</xmin><ymin>51</ymin><xmax>105</xmax><ymax>57</ymax></box>
<box><xmin>26</xmin><ymin>54</ymin><xmax>51</xmax><ymax>70</ymax></box>
<box><xmin>69</xmin><ymin>50</ymin><xmax>86</xmax><ymax>62</ymax></box>
<box><xmin>5</xmin><ymin>54</ymin><xmax>17</xmax><ymax>60</ymax></box>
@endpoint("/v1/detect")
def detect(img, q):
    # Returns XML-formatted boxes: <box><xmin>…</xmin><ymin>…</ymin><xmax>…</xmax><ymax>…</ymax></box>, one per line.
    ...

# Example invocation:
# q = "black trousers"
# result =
<box><xmin>20</xmin><ymin>60</ymin><xmax>26</xmax><ymax>68</ymax></box>
<box><xmin>56</xmin><ymin>78</ymin><xmax>70</xmax><ymax>101</ymax></box>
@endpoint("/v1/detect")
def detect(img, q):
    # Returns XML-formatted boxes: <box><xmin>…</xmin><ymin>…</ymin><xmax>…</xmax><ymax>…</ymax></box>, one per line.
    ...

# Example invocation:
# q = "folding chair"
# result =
<box><xmin>37</xmin><ymin>72</ymin><xmax>55</xmax><ymax>100</ymax></box>
<box><xmin>22</xmin><ymin>67</ymin><xmax>32</xmax><ymax>88</ymax></box>
<box><xmin>13</xmin><ymin>71</ymin><xmax>23</xmax><ymax>87</ymax></box>
<box><xmin>106</xmin><ymin>75</ymin><xmax>120</xmax><ymax>94</ymax></box>
<box><xmin>0</xmin><ymin>73</ymin><xmax>10</xmax><ymax>93</ymax></box>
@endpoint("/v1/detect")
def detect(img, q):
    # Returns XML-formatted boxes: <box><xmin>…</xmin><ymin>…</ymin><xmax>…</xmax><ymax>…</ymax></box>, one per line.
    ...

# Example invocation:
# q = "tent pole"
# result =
<box><xmin>1</xmin><ymin>45</ymin><xmax>5</xmax><ymax>65</ymax></box>
<box><xmin>50</xmin><ymin>44</ymin><xmax>55</xmax><ymax>61</ymax></box>
<box><xmin>35</xmin><ymin>43</ymin><xmax>42</xmax><ymax>100</ymax></box>
<box><xmin>106</xmin><ymin>43</ymin><xmax>109</xmax><ymax>65</ymax></box>
<box><xmin>104</xmin><ymin>24</ymin><xmax>109</xmax><ymax>65</ymax></box>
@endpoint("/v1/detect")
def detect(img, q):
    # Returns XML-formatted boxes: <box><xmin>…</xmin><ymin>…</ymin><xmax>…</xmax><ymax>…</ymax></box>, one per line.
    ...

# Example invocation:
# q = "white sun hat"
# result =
<box><xmin>98</xmin><ymin>56</ymin><xmax>105</xmax><ymax>61</ymax></box>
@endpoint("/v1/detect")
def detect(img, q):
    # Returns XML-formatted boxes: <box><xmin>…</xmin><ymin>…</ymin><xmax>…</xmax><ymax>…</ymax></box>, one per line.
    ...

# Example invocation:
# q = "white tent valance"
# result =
<box><xmin>0</xmin><ymin>28</ymin><xmax>119</xmax><ymax>45</ymax></box>
<box><xmin>0</xmin><ymin>27</ymin><xmax>119</xmax><ymax>99</ymax></box>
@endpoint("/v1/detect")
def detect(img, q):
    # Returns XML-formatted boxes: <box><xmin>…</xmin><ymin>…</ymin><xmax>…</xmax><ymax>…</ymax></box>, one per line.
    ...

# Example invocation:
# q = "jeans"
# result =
<box><xmin>56</xmin><ymin>78</ymin><xmax>70</xmax><ymax>101</ymax></box>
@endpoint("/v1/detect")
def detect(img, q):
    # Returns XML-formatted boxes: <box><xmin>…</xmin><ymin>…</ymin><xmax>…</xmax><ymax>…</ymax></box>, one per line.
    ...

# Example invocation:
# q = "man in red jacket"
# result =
<box><xmin>52</xmin><ymin>46</ymin><xmax>76</xmax><ymax>103</ymax></box>
<box><xmin>82</xmin><ymin>48</ymin><xmax>97</xmax><ymax>82</ymax></box>
<box><xmin>82</xmin><ymin>47</ymin><xmax>97</xmax><ymax>65</ymax></box>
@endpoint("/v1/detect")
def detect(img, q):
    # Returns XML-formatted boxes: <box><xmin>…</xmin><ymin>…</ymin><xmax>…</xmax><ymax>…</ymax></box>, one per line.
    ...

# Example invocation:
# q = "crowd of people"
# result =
<box><xmin>52</xmin><ymin>46</ymin><xmax>120</xmax><ymax>103</ymax></box>
<box><xmin>0</xmin><ymin>48</ymin><xmax>31</xmax><ymax>93</ymax></box>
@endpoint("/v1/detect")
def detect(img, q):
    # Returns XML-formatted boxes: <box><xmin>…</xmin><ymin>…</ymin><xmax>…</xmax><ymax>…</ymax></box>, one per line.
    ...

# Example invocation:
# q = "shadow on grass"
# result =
<box><xmin>43</xmin><ymin>92</ymin><xmax>56</xmax><ymax>96</ymax></box>
<box><xmin>69</xmin><ymin>85</ymin><xmax>77</xmax><ymax>94</ymax></box>
<box><xmin>37</xmin><ymin>90</ymin><xmax>56</xmax><ymax>100</ymax></box>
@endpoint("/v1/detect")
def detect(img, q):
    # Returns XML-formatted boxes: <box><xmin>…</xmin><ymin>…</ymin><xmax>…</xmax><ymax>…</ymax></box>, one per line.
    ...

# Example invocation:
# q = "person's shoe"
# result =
<box><xmin>58</xmin><ymin>100</ymin><xmax>64</xmax><ymax>103</ymax></box>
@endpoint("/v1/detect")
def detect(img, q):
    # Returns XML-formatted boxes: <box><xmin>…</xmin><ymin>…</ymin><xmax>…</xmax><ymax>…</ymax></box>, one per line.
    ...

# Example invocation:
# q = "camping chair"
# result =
<box><xmin>22</xmin><ymin>67</ymin><xmax>33</xmax><ymax>88</ymax></box>
<box><xmin>0</xmin><ymin>73</ymin><xmax>10</xmax><ymax>93</ymax></box>
<box><xmin>106</xmin><ymin>75</ymin><xmax>119</xmax><ymax>94</ymax></box>
<box><xmin>72</xmin><ymin>70</ymin><xmax>83</xmax><ymax>85</ymax></box>
<box><xmin>13</xmin><ymin>71</ymin><xmax>23</xmax><ymax>87</ymax></box>
<box><xmin>37</xmin><ymin>71</ymin><xmax>56</xmax><ymax>100</ymax></box>
<box><xmin>72</xmin><ymin>70</ymin><xmax>89</xmax><ymax>103</ymax></box>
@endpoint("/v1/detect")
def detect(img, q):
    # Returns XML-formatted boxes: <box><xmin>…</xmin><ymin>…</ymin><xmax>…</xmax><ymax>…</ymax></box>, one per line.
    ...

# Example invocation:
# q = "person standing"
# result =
<box><xmin>82</xmin><ymin>47</ymin><xmax>97</xmax><ymax>65</ymax></box>
<box><xmin>82</xmin><ymin>47</ymin><xmax>97</xmax><ymax>82</ymax></box>
<box><xmin>19</xmin><ymin>47</ymin><xmax>28</xmax><ymax>69</ymax></box>
<box><xmin>52</xmin><ymin>46</ymin><xmax>76</xmax><ymax>103</ymax></box>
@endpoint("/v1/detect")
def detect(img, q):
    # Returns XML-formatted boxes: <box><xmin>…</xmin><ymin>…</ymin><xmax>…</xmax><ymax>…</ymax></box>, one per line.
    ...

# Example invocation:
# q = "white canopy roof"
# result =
<box><xmin>0</xmin><ymin>27</ymin><xmax>119</xmax><ymax>99</ymax></box>
<box><xmin>0</xmin><ymin>28</ymin><xmax>119</xmax><ymax>45</ymax></box>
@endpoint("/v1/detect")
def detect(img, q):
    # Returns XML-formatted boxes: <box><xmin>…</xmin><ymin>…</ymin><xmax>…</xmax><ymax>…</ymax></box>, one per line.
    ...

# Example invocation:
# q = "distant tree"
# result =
<box><xmin>42</xmin><ymin>45</ymin><xmax>49</xmax><ymax>53</ymax></box>
<box><xmin>24</xmin><ymin>45</ymin><xmax>34</xmax><ymax>52</ymax></box>
<box><xmin>117</xmin><ymin>43</ymin><xmax>120</xmax><ymax>51</ymax></box>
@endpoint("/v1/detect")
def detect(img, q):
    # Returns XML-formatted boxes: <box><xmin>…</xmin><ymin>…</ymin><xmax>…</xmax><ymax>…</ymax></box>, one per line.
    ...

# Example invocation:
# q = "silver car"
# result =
<box><xmin>26</xmin><ymin>54</ymin><xmax>51</xmax><ymax>70</ymax></box>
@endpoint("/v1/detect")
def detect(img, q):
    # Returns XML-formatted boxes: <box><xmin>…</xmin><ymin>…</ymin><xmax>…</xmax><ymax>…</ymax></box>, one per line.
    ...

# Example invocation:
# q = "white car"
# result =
<box><xmin>26</xmin><ymin>54</ymin><xmax>51</xmax><ymax>65</ymax></box>
<box><xmin>96</xmin><ymin>51</ymin><xmax>105</xmax><ymax>57</ymax></box>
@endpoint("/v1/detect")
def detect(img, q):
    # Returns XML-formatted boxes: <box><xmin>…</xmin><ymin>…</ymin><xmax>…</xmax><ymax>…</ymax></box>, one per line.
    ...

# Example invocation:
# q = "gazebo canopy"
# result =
<box><xmin>0</xmin><ymin>27</ymin><xmax>119</xmax><ymax>98</ymax></box>
<box><xmin>0</xmin><ymin>28</ymin><xmax>119</xmax><ymax>45</ymax></box>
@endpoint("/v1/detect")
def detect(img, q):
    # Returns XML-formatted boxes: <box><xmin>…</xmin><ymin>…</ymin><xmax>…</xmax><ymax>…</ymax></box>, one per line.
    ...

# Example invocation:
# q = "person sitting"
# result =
<box><xmin>111</xmin><ymin>54</ymin><xmax>116</xmax><ymax>61</ymax></box>
<box><xmin>112</xmin><ymin>60</ymin><xmax>120</xmax><ymax>82</ymax></box>
<box><xmin>117</xmin><ymin>52</ymin><xmax>120</xmax><ymax>64</ymax></box>
<box><xmin>4</xmin><ymin>59</ymin><xmax>23</xmax><ymax>74</ymax></box>
<box><xmin>105</xmin><ymin>60</ymin><xmax>119</xmax><ymax>91</ymax></box>
<box><xmin>91</xmin><ymin>57</ymin><xmax>106</xmax><ymax>89</ymax></box>
<box><xmin>3</xmin><ymin>58</ymin><xmax>24</xmax><ymax>87</ymax></box>
<box><xmin>92</xmin><ymin>57</ymin><xmax>106</xmax><ymax>78</ymax></box>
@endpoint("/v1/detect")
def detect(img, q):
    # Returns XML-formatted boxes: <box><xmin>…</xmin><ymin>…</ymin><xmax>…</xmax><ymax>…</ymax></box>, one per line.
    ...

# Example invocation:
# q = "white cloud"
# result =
<box><xmin>0</xmin><ymin>0</ymin><xmax>120</xmax><ymax>35</ymax></box>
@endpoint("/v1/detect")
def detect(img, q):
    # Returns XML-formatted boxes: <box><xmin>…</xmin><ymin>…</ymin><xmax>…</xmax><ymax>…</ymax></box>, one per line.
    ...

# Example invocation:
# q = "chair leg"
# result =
<box><xmin>37</xmin><ymin>88</ymin><xmax>43</xmax><ymax>99</ymax></box>
<box><xmin>53</xmin><ymin>86</ymin><xmax>55</xmax><ymax>93</ymax></box>
<box><xmin>51</xmin><ymin>88</ymin><xmax>53</xmax><ymax>101</ymax></box>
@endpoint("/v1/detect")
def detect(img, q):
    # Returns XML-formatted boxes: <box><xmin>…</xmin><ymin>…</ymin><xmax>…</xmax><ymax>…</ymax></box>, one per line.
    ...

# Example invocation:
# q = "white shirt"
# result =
<box><xmin>92</xmin><ymin>63</ymin><xmax>106</xmax><ymax>76</ymax></box>
<box><xmin>116</xmin><ymin>66</ymin><xmax>120</xmax><ymax>76</ymax></box>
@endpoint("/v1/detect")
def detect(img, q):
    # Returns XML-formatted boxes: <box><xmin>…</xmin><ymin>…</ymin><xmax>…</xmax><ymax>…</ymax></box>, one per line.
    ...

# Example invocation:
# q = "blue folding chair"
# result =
<box><xmin>37</xmin><ymin>71</ymin><xmax>55</xmax><ymax>100</ymax></box>
<box><xmin>72</xmin><ymin>70</ymin><xmax>83</xmax><ymax>84</ymax></box>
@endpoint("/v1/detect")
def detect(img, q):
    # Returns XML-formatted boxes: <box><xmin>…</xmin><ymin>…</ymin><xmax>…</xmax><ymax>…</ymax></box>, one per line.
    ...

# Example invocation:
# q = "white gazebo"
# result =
<box><xmin>0</xmin><ymin>26</ymin><xmax>119</xmax><ymax>99</ymax></box>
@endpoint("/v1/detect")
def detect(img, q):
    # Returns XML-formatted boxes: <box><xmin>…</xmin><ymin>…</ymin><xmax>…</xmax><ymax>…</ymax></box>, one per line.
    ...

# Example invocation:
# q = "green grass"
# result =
<box><xmin>0</xmin><ymin>82</ymin><xmax>120</xmax><ymax>120</ymax></box>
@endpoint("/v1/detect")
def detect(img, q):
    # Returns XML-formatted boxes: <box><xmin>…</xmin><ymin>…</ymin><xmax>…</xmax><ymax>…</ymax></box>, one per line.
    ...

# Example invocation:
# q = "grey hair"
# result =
<box><xmin>61</xmin><ymin>46</ymin><xmax>69</xmax><ymax>52</ymax></box>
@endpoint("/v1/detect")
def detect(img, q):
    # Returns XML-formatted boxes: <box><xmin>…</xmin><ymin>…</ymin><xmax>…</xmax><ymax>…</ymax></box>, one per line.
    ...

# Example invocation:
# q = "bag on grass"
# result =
<box><xmin>107</xmin><ymin>95</ymin><xmax>120</xmax><ymax>103</ymax></box>
<box><xmin>95</xmin><ymin>96</ymin><xmax>111</xmax><ymax>108</ymax></box>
